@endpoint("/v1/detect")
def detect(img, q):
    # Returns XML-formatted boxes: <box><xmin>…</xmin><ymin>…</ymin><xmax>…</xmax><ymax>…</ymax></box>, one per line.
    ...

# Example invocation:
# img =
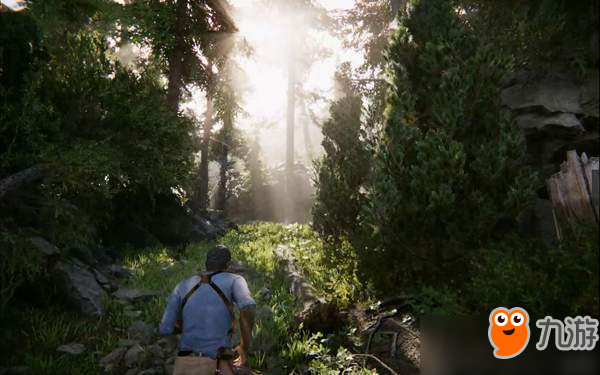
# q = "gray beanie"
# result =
<box><xmin>205</xmin><ymin>244</ymin><xmax>232</xmax><ymax>271</ymax></box>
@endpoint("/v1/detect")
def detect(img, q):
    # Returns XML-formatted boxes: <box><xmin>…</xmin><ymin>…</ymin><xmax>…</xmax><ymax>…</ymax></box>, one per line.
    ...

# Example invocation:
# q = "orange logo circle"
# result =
<box><xmin>488</xmin><ymin>307</ymin><xmax>530</xmax><ymax>359</ymax></box>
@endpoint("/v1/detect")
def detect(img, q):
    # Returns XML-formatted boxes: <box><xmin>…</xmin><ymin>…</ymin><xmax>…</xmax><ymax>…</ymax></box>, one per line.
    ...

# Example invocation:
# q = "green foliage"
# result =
<box><xmin>222</xmin><ymin>224</ymin><xmax>367</xmax><ymax>372</ymax></box>
<box><xmin>314</xmin><ymin>0</ymin><xmax>597</xmax><ymax>320</ymax></box>
<box><xmin>0</xmin><ymin>231</ymin><xmax>45</xmax><ymax>306</ymax></box>
<box><xmin>408</xmin><ymin>285</ymin><xmax>467</xmax><ymax>316</ymax></box>
<box><xmin>313</xmin><ymin>79</ymin><xmax>370</xmax><ymax>242</ymax></box>
<box><xmin>461</xmin><ymin>0</ymin><xmax>599</xmax><ymax>75</ymax></box>
<box><xmin>405</xmin><ymin>221</ymin><xmax>599</xmax><ymax>317</ymax></box>
<box><xmin>281</xmin><ymin>224</ymin><xmax>362</xmax><ymax>307</ymax></box>
<box><xmin>467</xmin><ymin>222</ymin><xmax>599</xmax><ymax>317</ymax></box>
<box><xmin>0</xmin><ymin>298</ymin><xmax>139</xmax><ymax>375</ymax></box>
<box><xmin>228</xmin><ymin>135</ymin><xmax>274</xmax><ymax>221</ymax></box>
<box><xmin>1</xmin><ymin>27</ymin><xmax>194</xmax><ymax>233</ymax></box>
<box><xmin>281</xmin><ymin>331</ymin><xmax>371</xmax><ymax>374</ymax></box>
<box><xmin>363</xmin><ymin>0</ymin><xmax>537</xmax><ymax>289</ymax></box>
<box><xmin>1</xmin><ymin>4</ymin><xmax>195</xmax><ymax>307</ymax></box>
<box><xmin>122</xmin><ymin>0</ymin><xmax>236</xmax><ymax>87</ymax></box>
<box><xmin>341</xmin><ymin>0</ymin><xmax>394</xmax><ymax>73</ymax></box>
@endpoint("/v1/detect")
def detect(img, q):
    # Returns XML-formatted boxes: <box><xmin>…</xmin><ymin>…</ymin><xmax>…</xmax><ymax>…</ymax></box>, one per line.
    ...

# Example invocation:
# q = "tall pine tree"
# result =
<box><xmin>364</xmin><ymin>0</ymin><xmax>537</xmax><ymax>288</ymax></box>
<box><xmin>313</xmin><ymin>71</ymin><xmax>370</xmax><ymax>243</ymax></box>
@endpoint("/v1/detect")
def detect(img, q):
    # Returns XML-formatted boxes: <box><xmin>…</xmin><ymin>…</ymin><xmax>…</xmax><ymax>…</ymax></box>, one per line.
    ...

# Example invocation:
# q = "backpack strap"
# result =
<box><xmin>208</xmin><ymin>279</ymin><xmax>236</xmax><ymax>322</ymax></box>
<box><xmin>179</xmin><ymin>271</ymin><xmax>236</xmax><ymax>336</ymax></box>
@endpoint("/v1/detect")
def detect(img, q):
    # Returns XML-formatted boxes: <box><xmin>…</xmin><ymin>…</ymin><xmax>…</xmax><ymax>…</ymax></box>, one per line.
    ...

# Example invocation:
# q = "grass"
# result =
<box><xmin>0</xmin><ymin>223</ymin><xmax>370</xmax><ymax>374</ymax></box>
<box><xmin>0</xmin><ymin>300</ymin><xmax>131</xmax><ymax>374</ymax></box>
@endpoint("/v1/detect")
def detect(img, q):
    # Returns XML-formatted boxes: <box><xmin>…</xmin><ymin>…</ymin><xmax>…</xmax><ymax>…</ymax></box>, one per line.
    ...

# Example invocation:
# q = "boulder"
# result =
<box><xmin>53</xmin><ymin>260</ymin><xmax>106</xmax><ymax>316</ymax></box>
<box><xmin>156</xmin><ymin>337</ymin><xmax>177</xmax><ymax>355</ymax></box>
<box><xmin>70</xmin><ymin>244</ymin><xmax>100</xmax><ymax>266</ymax></box>
<box><xmin>113</xmin><ymin>288</ymin><xmax>159</xmax><ymax>304</ymax></box>
<box><xmin>28</xmin><ymin>237</ymin><xmax>60</xmax><ymax>257</ymax></box>
<box><xmin>206</xmin><ymin>209</ymin><xmax>226</xmax><ymax>224</ymax></box>
<box><xmin>57</xmin><ymin>343</ymin><xmax>85</xmax><ymax>355</ymax></box>
<box><xmin>124</xmin><ymin>344</ymin><xmax>145</xmax><ymax>368</ymax></box>
<box><xmin>191</xmin><ymin>216</ymin><xmax>222</xmax><ymax>239</ymax></box>
<box><xmin>127</xmin><ymin>320</ymin><xmax>155</xmax><ymax>345</ymax></box>
<box><xmin>515</xmin><ymin>113</ymin><xmax>583</xmax><ymax>131</ymax></box>
<box><xmin>99</xmin><ymin>347</ymin><xmax>127</xmax><ymax>373</ymax></box>
<box><xmin>256</xmin><ymin>287</ymin><xmax>272</xmax><ymax>302</ymax></box>
<box><xmin>92</xmin><ymin>268</ymin><xmax>118</xmax><ymax>291</ymax></box>
<box><xmin>580</xmin><ymin>71</ymin><xmax>599</xmax><ymax>119</ymax></box>
<box><xmin>92</xmin><ymin>268</ymin><xmax>110</xmax><ymax>285</ymax></box>
<box><xmin>163</xmin><ymin>356</ymin><xmax>176</xmax><ymax>375</ymax></box>
<box><xmin>145</xmin><ymin>344</ymin><xmax>164</xmax><ymax>360</ymax></box>
<box><xmin>117</xmin><ymin>339</ymin><xmax>138</xmax><ymax>348</ymax></box>
<box><xmin>502</xmin><ymin>71</ymin><xmax>599</xmax><ymax>185</ymax></box>
<box><xmin>124</xmin><ymin>310</ymin><xmax>143</xmax><ymax>319</ymax></box>
<box><xmin>108</xmin><ymin>264</ymin><xmax>133</xmax><ymax>278</ymax></box>
<box><xmin>525</xmin><ymin>126</ymin><xmax>599</xmax><ymax>179</ymax></box>
<box><xmin>502</xmin><ymin>75</ymin><xmax>582</xmax><ymax>114</ymax></box>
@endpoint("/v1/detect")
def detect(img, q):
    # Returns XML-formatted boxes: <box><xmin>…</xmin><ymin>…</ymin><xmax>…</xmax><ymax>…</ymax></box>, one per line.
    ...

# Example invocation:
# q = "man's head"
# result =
<box><xmin>205</xmin><ymin>244</ymin><xmax>232</xmax><ymax>271</ymax></box>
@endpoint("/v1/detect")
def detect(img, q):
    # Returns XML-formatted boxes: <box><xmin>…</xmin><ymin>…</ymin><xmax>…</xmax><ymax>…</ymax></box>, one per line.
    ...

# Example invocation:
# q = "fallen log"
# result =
<box><xmin>275</xmin><ymin>245</ymin><xmax>344</xmax><ymax>333</ymax></box>
<box><xmin>0</xmin><ymin>164</ymin><xmax>46</xmax><ymax>201</ymax></box>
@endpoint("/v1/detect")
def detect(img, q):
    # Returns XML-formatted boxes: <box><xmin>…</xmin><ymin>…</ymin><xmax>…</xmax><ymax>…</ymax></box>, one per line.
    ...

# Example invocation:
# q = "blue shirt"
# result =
<box><xmin>159</xmin><ymin>271</ymin><xmax>256</xmax><ymax>358</ymax></box>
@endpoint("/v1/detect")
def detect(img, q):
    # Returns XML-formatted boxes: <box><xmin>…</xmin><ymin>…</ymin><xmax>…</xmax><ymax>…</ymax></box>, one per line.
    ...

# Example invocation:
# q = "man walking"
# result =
<box><xmin>160</xmin><ymin>245</ymin><xmax>256</xmax><ymax>375</ymax></box>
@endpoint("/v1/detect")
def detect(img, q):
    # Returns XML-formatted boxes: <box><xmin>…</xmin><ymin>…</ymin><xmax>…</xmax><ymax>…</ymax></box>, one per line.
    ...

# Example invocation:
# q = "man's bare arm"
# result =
<box><xmin>236</xmin><ymin>308</ymin><xmax>255</xmax><ymax>366</ymax></box>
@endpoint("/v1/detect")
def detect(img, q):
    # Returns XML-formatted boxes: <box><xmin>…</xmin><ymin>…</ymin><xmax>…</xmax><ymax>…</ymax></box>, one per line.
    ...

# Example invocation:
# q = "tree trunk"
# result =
<box><xmin>205</xmin><ymin>0</ymin><xmax>237</xmax><ymax>32</ymax></box>
<box><xmin>197</xmin><ymin>92</ymin><xmax>214</xmax><ymax>211</ymax></box>
<box><xmin>284</xmin><ymin>42</ymin><xmax>296</xmax><ymax>222</ymax></box>
<box><xmin>299</xmin><ymin>98</ymin><xmax>313</xmax><ymax>162</ymax></box>
<box><xmin>247</xmin><ymin>137</ymin><xmax>262</xmax><ymax>219</ymax></box>
<box><xmin>166</xmin><ymin>0</ymin><xmax>187</xmax><ymax>112</ymax></box>
<box><xmin>275</xmin><ymin>245</ymin><xmax>343</xmax><ymax>333</ymax></box>
<box><xmin>217</xmin><ymin>155</ymin><xmax>227</xmax><ymax>211</ymax></box>
<box><xmin>216</xmin><ymin>112</ymin><xmax>233</xmax><ymax>212</ymax></box>
<box><xmin>0</xmin><ymin>165</ymin><xmax>46</xmax><ymax>201</ymax></box>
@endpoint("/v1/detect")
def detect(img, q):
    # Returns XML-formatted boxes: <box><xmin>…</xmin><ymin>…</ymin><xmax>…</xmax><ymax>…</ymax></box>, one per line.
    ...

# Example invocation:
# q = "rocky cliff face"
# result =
<box><xmin>502</xmin><ymin>71</ymin><xmax>599</xmax><ymax>182</ymax></box>
<box><xmin>502</xmin><ymin>70</ymin><xmax>598</xmax><ymax>243</ymax></box>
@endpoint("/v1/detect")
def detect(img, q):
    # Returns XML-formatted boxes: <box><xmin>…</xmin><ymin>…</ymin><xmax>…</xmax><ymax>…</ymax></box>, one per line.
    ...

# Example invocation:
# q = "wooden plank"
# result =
<box><xmin>546</xmin><ymin>151</ymin><xmax>597</xmax><ymax>223</ymax></box>
<box><xmin>584</xmin><ymin>157</ymin><xmax>599</xmax><ymax>219</ymax></box>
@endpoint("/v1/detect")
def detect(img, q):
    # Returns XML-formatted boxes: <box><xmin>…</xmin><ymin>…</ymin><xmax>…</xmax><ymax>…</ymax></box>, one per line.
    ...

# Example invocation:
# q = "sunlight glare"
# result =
<box><xmin>219</xmin><ymin>1</ymin><xmax>361</xmax><ymax>167</ymax></box>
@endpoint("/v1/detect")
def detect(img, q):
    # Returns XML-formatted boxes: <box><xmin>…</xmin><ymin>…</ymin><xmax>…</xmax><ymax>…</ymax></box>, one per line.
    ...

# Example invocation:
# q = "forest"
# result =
<box><xmin>0</xmin><ymin>0</ymin><xmax>598</xmax><ymax>374</ymax></box>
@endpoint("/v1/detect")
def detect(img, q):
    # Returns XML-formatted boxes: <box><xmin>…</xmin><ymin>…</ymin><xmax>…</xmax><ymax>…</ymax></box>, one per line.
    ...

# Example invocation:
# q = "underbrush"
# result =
<box><xmin>1</xmin><ymin>223</ymin><xmax>369</xmax><ymax>374</ymax></box>
<box><xmin>220</xmin><ymin>223</ymin><xmax>367</xmax><ymax>372</ymax></box>
<box><xmin>228</xmin><ymin>223</ymin><xmax>362</xmax><ymax>307</ymax></box>
<box><xmin>1</xmin><ymin>299</ymin><xmax>136</xmax><ymax>374</ymax></box>
<box><xmin>404</xmin><ymin>222</ymin><xmax>599</xmax><ymax>317</ymax></box>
